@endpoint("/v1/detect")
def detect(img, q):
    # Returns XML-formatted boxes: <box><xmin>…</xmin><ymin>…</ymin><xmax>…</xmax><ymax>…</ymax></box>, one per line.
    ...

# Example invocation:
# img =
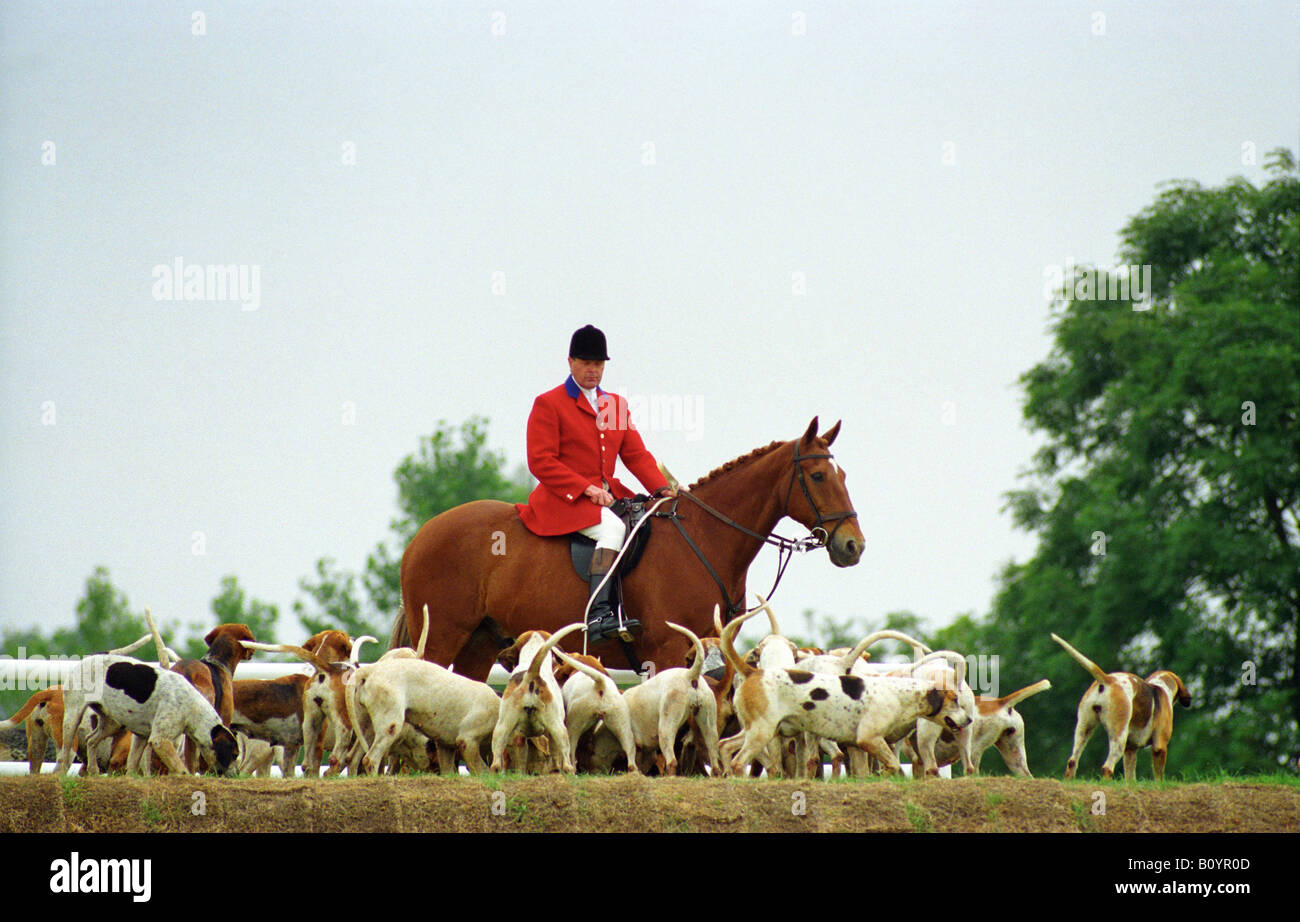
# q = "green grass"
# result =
<box><xmin>59</xmin><ymin>774</ymin><xmax>84</xmax><ymax>809</ymax></box>
<box><xmin>1069</xmin><ymin>799</ymin><xmax>1094</xmax><ymax>832</ymax></box>
<box><xmin>140</xmin><ymin>799</ymin><xmax>165</xmax><ymax>829</ymax></box>
<box><xmin>904</xmin><ymin>802</ymin><xmax>933</xmax><ymax>833</ymax></box>
<box><xmin>985</xmin><ymin>790</ymin><xmax>1006</xmax><ymax>828</ymax></box>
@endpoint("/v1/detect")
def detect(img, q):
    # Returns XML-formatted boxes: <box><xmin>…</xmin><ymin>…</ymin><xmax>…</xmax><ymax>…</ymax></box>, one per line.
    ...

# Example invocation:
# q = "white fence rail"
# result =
<box><xmin>1</xmin><ymin>656</ymin><xmax>945</xmax><ymax>778</ymax></box>
<box><xmin>0</xmin><ymin>658</ymin><xmax>643</xmax><ymax>686</ymax></box>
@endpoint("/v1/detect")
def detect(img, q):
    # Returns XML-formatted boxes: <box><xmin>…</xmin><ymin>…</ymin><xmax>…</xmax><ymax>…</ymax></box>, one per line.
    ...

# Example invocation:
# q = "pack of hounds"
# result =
<box><xmin>0</xmin><ymin>599</ymin><xmax>1191</xmax><ymax>781</ymax></box>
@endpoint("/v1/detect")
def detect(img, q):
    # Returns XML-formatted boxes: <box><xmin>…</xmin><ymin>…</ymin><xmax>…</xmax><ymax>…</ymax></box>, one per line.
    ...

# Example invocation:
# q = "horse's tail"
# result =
<box><xmin>388</xmin><ymin>591</ymin><xmax>411</xmax><ymax>653</ymax></box>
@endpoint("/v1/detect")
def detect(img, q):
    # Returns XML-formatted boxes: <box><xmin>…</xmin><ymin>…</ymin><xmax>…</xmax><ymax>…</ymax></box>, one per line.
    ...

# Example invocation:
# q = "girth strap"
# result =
<box><xmin>664</xmin><ymin>512</ymin><xmax>744</xmax><ymax>619</ymax></box>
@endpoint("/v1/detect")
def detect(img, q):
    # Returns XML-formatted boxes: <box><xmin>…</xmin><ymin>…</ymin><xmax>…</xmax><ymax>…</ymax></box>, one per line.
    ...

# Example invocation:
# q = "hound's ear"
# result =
<box><xmin>204</xmin><ymin>626</ymin><xmax>219</xmax><ymax>647</ymax></box>
<box><xmin>820</xmin><ymin>420</ymin><xmax>841</xmax><ymax>446</ymax></box>
<box><xmin>801</xmin><ymin>417</ymin><xmax>820</xmax><ymax>446</ymax></box>
<box><xmin>926</xmin><ymin>687</ymin><xmax>946</xmax><ymax>716</ymax></box>
<box><xmin>496</xmin><ymin>640</ymin><xmax>523</xmax><ymax>671</ymax></box>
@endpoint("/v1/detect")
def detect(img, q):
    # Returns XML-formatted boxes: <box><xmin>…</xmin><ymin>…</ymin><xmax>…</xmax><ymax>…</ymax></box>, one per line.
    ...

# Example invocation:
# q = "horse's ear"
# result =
<box><xmin>800</xmin><ymin>417</ymin><xmax>820</xmax><ymax>446</ymax></box>
<box><xmin>820</xmin><ymin>420</ymin><xmax>841</xmax><ymax>446</ymax></box>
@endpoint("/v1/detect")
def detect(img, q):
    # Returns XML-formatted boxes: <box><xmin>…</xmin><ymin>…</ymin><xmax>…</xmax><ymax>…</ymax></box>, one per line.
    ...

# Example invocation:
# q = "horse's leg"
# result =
<box><xmin>451</xmin><ymin>625</ymin><xmax>508</xmax><ymax>683</ymax></box>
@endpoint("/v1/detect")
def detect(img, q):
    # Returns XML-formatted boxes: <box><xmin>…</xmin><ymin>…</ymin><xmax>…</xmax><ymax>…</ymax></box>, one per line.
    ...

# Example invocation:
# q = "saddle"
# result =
<box><xmin>568</xmin><ymin>496</ymin><xmax>654</xmax><ymax>580</ymax></box>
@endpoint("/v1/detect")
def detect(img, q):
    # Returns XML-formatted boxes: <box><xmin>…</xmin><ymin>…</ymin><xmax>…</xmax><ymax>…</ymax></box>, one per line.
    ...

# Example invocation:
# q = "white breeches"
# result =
<box><xmin>578</xmin><ymin>506</ymin><xmax>627</xmax><ymax>551</ymax></box>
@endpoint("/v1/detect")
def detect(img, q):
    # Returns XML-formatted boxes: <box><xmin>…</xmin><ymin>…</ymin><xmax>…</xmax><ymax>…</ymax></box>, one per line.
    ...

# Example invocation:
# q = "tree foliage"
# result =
<box><xmin>983</xmin><ymin>148</ymin><xmax>1300</xmax><ymax>776</ymax></box>
<box><xmin>293</xmin><ymin>416</ymin><xmax>533</xmax><ymax>645</ymax></box>
<box><xmin>0</xmin><ymin>569</ymin><xmax>278</xmax><ymax>714</ymax></box>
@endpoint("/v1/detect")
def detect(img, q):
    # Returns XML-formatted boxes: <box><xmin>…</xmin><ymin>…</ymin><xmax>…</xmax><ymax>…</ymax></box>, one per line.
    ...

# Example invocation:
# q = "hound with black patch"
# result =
<box><xmin>721</xmin><ymin>609</ymin><xmax>972</xmax><ymax>776</ymax></box>
<box><xmin>1</xmin><ymin>627</ymin><xmax>177</xmax><ymax>774</ymax></box>
<box><xmin>1052</xmin><ymin>633</ymin><xmax>1190</xmax><ymax>781</ymax></box>
<box><xmin>54</xmin><ymin>655</ymin><xmax>239</xmax><ymax>776</ymax></box>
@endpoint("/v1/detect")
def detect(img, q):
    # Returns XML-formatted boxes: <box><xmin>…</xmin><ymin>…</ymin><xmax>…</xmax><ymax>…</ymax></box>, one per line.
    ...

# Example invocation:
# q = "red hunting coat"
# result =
<box><xmin>516</xmin><ymin>376</ymin><xmax>670</xmax><ymax>536</ymax></box>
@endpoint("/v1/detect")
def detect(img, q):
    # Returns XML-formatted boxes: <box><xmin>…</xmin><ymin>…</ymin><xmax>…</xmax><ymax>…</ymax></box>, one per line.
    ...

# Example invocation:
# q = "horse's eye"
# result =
<box><xmin>811</xmin><ymin>472</ymin><xmax>825</xmax><ymax>482</ymax></box>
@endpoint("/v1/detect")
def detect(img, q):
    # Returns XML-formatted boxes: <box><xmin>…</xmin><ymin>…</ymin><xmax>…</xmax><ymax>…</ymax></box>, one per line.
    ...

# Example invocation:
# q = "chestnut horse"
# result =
<box><xmin>389</xmin><ymin>418</ymin><xmax>864</xmax><ymax>679</ymax></box>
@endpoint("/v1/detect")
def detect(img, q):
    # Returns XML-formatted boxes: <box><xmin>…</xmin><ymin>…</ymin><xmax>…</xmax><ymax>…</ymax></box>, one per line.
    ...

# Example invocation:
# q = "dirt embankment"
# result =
<box><xmin>3</xmin><ymin>775</ymin><xmax>1297</xmax><ymax>833</ymax></box>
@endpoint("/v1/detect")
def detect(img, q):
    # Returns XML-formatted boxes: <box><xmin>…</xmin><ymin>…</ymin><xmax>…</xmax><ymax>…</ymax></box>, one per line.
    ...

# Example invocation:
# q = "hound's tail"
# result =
<box><xmin>751</xmin><ymin>592</ymin><xmax>782</xmax><ymax>637</ymax></box>
<box><xmin>344</xmin><ymin>668</ymin><xmax>369</xmax><ymax>756</ymax></box>
<box><xmin>144</xmin><ymin>607</ymin><xmax>171</xmax><ymax>669</ymax></box>
<box><xmin>913</xmin><ymin>649</ymin><xmax>968</xmax><ymax>690</ymax></box>
<box><xmin>665</xmin><ymin>622</ymin><xmax>706</xmax><ymax>683</ymax></box>
<box><xmin>0</xmin><ymin>690</ymin><xmax>48</xmax><ymax>730</ymax></box>
<box><xmin>996</xmin><ymin>679</ymin><xmax>1052</xmax><ymax>710</ymax></box>
<box><xmin>552</xmin><ymin>649</ymin><xmax>613</xmax><ymax>689</ymax></box>
<box><xmin>349</xmin><ymin>635</ymin><xmax>379</xmax><ymax>666</ymax></box>
<box><xmin>415</xmin><ymin>605</ymin><xmax>431</xmax><ymax>659</ymax></box>
<box><xmin>105</xmin><ymin>634</ymin><xmax>150</xmax><ymax>657</ymax></box>
<box><xmin>525</xmin><ymin>624</ymin><xmax>585</xmax><ymax>685</ymax></box>
<box><xmin>836</xmin><ymin>629</ymin><xmax>932</xmax><ymax>674</ymax></box>
<box><xmin>242</xmin><ymin>641</ymin><xmax>336</xmax><ymax>674</ymax></box>
<box><xmin>720</xmin><ymin>604</ymin><xmax>763</xmax><ymax>678</ymax></box>
<box><xmin>1050</xmin><ymin>633</ymin><xmax>1110</xmax><ymax>684</ymax></box>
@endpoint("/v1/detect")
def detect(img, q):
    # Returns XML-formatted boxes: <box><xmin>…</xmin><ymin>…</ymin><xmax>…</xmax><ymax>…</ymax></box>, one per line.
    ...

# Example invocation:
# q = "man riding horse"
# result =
<box><xmin>515</xmin><ymin>325</ymin><xmax>677</xmax><ymax>643</ymax></box>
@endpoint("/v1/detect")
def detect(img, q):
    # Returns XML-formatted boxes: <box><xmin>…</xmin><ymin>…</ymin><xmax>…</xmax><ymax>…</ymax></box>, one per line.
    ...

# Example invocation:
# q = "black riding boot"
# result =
<box><xmin>586</xmin><ymin>547</ymin><xmax>640</xmax><ymax>643</ymax></box>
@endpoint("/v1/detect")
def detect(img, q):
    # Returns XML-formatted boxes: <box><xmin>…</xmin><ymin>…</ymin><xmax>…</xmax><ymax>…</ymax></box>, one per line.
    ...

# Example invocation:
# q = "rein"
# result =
<box><xmin>659</xmin><ymin>442</ymin><xmax>857</xmax><ymax>619</ymax></box>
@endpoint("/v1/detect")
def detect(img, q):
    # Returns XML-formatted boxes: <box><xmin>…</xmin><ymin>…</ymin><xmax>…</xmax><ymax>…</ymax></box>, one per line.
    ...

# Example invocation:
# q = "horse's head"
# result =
<box><xmin>784</xmin><ymin>417</ymin><xmax>864</xmax><ymax>567</ymax></box>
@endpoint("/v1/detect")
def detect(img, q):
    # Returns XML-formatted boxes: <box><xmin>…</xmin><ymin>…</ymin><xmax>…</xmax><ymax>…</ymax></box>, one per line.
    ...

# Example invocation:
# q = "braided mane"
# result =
<box><xmin>686</xmin><ymin>439</ymin><xmax>789</xmax><ymax>490</ymax></box>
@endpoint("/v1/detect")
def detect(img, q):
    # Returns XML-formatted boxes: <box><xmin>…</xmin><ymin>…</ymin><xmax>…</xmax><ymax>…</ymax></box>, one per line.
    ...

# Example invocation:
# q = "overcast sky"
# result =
<box><xmin>2</xmin><ymin>1</ymin><xmax>1297</xmax><ymax>649</ymax></box>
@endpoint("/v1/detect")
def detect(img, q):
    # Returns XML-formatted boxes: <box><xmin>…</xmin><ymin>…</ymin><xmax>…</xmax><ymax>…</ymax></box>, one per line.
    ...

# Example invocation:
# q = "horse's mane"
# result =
<box><xmin>687</xmin><ymin>439</ymin><xmax>788</xmax><ymax>490</ymax></box>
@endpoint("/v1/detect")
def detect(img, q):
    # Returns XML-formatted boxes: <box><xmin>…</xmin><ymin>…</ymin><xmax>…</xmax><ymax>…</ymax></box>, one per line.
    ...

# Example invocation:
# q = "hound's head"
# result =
<box><xmin>684</xmin><ymin>637</ymin><xmax>730</xmax><ymax>681</ymax></box>
<box><xmin>496</xmin><ymin>630</ymin><xmax>549</xmax><ymax>672</ymax></box>
<box><xmin>209</xmin><ymin>724</ymin><xmax>240</xmax><ymax>775</ymax></box>
<box><xmin>303</xmin><ymin>629</ymin><xmax>354</xmax><ymax>664</ymax></box>
<box><xmin>924</xmin><ymin>686</ymin><xmax>973</xmax><ymax>732</ymax></box>
<box><xmin>206</xmin><ymin>623</ymin><xmax>257</xmax><ymax>663</ymax></box>
<box><xmin>1149</xmin><ymin>670</ymin><xmax>1192</xmax><ymax>708</ymax></box>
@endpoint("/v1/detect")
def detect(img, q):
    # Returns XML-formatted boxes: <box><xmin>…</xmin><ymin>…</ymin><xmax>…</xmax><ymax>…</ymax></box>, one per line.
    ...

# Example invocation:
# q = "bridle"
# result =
<box><xmin>782</xmin><ymin>444</ymin><xmax>859</xmax><ymax>548</ymax></box>
<box><xmin>659</xmin><ymin>441</ymin><xmax>859</xmax><ymax>618</ymax></box>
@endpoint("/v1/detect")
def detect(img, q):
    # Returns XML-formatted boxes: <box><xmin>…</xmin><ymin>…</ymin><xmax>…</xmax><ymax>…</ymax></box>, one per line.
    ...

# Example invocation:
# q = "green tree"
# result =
<box><xmin>294</xmin><ymin>417</ymin><xmax>533</xmax><ymax>645</ymax></box>
<box><xmin>991</xmin><ymin>148</ymin><xmax>1300</xmax><ymax>776</ymax></box>
<box><xmin>211</xmin><ymin>575</ymin><xmax>279</xmax><ymax>643</ymax></box>
<box><xmin>294</xmin><ymin>557</ymin><xmax>376</xmax><ymax>645</ymax></box>
<box><xmin>1</xmin><ymin>568</ymin><xmax>159</xmax><ymax>715</ymax></box>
